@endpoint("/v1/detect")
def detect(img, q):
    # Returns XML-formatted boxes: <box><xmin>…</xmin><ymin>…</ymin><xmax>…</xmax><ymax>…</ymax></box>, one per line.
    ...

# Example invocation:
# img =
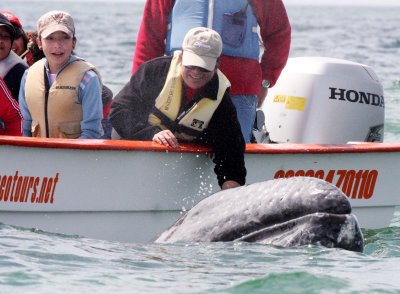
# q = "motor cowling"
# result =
<box><xmin>260</xmin><ymin>57</ymin><xmax>385</xmax><ymax>143</ymax></box>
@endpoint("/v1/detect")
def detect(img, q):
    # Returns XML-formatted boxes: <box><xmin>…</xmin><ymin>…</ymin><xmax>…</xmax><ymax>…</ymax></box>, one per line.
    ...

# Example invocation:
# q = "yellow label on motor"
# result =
<box><xmin>273</xmin><ymin>95</ymin><xmax>286</xmax><ymax>103</ymax></box>
<box><xmin>285</xmin><ymin>96</ymin><xmax>306</xmax><ymax>111</ymax></box>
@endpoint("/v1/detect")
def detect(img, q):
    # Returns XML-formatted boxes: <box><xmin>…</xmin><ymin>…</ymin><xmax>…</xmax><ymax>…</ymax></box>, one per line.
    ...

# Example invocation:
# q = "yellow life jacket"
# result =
<box><xmin>148</xmin><ymin>51</ymin><xmax>230</xmax><ymax>138</ymax></box>
<box><xmin>25</xmin><ymin>60</ymin><xmax>96</xmax><ymax>138</ymax></box>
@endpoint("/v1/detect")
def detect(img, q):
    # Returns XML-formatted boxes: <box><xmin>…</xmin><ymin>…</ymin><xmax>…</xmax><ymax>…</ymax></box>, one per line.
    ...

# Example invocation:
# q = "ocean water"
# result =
<box><xmin>1</xmin><ymin>1</ymin><xmax>400</xmax><ymax>293</ymax></box>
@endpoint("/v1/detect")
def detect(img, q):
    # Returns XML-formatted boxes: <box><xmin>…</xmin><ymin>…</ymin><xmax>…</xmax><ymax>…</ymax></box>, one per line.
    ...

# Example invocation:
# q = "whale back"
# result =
<box><xmin>156</xmin><ymin>177</ymin><xmax>364</xmax><ymax>252</ymax></box>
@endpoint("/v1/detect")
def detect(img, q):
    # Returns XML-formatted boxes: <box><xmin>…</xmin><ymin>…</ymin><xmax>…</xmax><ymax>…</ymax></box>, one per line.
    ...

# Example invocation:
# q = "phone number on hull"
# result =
<box><xmin>274</xmin><ymin>169</ymin><xmax>378</xmax><ymax>199</ymax></box>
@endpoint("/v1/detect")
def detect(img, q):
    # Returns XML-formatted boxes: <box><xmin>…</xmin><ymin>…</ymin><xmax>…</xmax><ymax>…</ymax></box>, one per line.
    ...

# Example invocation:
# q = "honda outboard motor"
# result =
<box><xmin>259</xmin><ymin>57</ymin><xmax>384</xmax><ymax>144</ymax></box>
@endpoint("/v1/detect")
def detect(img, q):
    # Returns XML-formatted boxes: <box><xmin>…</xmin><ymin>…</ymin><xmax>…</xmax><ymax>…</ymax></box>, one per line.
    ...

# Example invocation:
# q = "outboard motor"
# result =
<box><xmin>258</xmin><ymin>57</ymin><xmax>384</xmax><ymax>144</ymax></box>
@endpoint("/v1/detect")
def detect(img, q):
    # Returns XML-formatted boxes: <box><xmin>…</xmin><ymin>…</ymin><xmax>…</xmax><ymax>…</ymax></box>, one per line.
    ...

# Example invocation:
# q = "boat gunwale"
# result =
<box><xmin>1</xmin><ymin>136</ymin><xmax>400</xmax><ymax>154</ymax></box>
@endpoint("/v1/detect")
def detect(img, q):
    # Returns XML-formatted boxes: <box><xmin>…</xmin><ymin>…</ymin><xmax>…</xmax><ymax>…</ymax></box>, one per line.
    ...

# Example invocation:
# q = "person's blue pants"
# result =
<box><xmin>230</xmin><ymin>94</ymin><xmax>257</xmax><ymax>143</ymax></box>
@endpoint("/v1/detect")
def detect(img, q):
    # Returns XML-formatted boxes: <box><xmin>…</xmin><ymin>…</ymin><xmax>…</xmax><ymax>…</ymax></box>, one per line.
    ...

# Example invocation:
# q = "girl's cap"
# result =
<box><xmin>37</xmin><ymin>10</ymin><xmax>75</xmax><ymax>38</ymax></box>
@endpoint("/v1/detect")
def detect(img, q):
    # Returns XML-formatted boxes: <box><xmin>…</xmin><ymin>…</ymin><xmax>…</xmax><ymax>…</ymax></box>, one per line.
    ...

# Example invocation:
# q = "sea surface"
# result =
<box><xmin>1</xmin><ymin>1</ymin><xmax>400</xmax><ymax>293</ymax></box>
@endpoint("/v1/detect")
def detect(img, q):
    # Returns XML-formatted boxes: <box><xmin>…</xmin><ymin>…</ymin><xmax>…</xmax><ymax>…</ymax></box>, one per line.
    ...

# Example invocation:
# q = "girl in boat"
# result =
<box><xmin>12</xmin><ymin>24</ymin><xmax>112</xmax><ymax>139</ymax></box>
<box><xmin>18</xmin><ymin>10</ymin><xmax>103</xmax><ymax>139</ymax></box>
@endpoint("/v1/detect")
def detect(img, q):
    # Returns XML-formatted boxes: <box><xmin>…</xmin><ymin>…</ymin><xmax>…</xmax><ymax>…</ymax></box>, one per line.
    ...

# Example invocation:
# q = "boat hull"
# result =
<box><xmin>0</xmin><ymin>137</ymin><xmax>398</xmax><ymax>242</ymax></box>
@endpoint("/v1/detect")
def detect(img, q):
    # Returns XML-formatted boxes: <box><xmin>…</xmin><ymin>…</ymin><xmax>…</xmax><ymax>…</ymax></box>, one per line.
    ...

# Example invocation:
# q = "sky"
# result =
<box><xmin>283</xmin><ymin>0</ymin><xmax>400</xmax><ymax>6</ymax></box>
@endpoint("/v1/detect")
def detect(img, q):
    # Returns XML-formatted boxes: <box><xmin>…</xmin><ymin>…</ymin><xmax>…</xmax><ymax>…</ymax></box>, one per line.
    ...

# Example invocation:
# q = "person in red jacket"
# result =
<box><xmin>132</xmin><ymin>0</ymin><xmax>291</xmax><ymax>143</ymax></box>
<box><xmin>0</xmin><ymin>77</ymin><xmax>22</xmax><ymax>136</ymax></box>
<box><xmin>0</xmin><ymin>13</ymin><xmax>28</xmax><ymax>101</ymax></box>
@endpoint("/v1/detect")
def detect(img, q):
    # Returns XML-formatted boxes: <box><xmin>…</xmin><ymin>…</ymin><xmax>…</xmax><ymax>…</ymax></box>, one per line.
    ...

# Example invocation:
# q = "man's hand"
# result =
<box><xmin>153</xmin><ymin>130</ymin><xmax>179</xmax><ymax>148</ymax></box>
<box><xmin>221</xmin><ymin>180</ymin><xmax>241</xmax><ymax>190</ymax></box>
<box><xmin>257</xmin><ymin>86</ymin><xmax>268</xmax><ymax>108</ymax></box>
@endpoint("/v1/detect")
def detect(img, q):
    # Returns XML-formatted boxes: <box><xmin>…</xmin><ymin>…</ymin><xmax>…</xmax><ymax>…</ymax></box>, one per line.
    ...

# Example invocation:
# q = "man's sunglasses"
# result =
<box><xmin>184</xmin><ymin>65</ymin><xmax>212</xmax><ymax>73</ymax></box>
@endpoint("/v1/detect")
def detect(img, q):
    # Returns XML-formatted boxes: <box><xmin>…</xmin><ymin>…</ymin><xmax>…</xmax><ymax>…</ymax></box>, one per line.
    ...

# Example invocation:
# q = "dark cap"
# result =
<box><xmin>0</xmin><ymin>13</ymin><xmax>15</xmax><ymax>41</ymax></box>
<box><xmin>0</xmin><ymin>11</ymin><xmax>23</xmax><ymax>28</ymax></box>
<box><xmin>0</xmin><ymin>11</ymin><xmax>24</xmax><ymax>38</ymax></box>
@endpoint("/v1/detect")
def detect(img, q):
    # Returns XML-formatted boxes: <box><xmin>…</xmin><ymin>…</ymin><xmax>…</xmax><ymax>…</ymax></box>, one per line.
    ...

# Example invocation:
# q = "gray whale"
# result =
<box><xmin>156</xmin><ymin>177</ymin><xmax>364</xmax><ymax>252</ymax></box>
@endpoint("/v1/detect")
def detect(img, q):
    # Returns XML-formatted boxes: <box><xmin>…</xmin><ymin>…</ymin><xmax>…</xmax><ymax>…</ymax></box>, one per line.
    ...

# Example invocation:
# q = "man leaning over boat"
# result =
<box><xmin>110</xmin><ymin>27</ymin><xmax>246</xmax><ymax>190</ymax></box>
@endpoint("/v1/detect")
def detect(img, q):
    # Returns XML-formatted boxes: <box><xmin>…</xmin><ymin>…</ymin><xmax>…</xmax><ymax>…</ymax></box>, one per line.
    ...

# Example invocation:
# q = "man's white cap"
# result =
<box><xmin>182</xmin><ymin>27</ymin><xmax>222</xmax><ymax>71</ymax></box>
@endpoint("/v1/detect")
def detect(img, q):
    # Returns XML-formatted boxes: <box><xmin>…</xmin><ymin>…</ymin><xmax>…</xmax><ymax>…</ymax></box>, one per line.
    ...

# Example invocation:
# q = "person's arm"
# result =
<box><xmin>17</xmin><ymin>71</ymin><xmax>32</xmax><ymax>137</ymax></box>
<box><xmin>132</xmin><ymin>0</ymin><xmax>174</xmax><ymax>74</ymax></box>
<box><xmin>0</xmin><ymin>79</ymin><xmax>23</xmax><ymax>136</ymax></box>
<box><xmin>206</xmin><ymin>93</ymin><xmax>247</xmax><ymax>189</ymax></box>
<box><xmin>252</xmin><ymin>0</ymin><xmax>291</xmax><ymax>87</ymax></box>
<box><xmin>110</xmin><ymin>59</ymin><xmax>168</xmax><ymax>140</ymax></box>
<box><xmin>79</xmin><ymin>71</ymin><xmax>103</xmax><ymax>139</ymax></box>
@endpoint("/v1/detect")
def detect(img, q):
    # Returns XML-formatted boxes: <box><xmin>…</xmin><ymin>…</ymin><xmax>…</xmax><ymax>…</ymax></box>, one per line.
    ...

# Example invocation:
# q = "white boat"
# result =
<box><xmin>0</xmin><ymin>57</ymin><xmax>397</xmax><ymax>243</ymax></box>
<box><xmin>0</xmin><ymin>136</ymin><xmax>399</xmax><ymax>243</ymax></box>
